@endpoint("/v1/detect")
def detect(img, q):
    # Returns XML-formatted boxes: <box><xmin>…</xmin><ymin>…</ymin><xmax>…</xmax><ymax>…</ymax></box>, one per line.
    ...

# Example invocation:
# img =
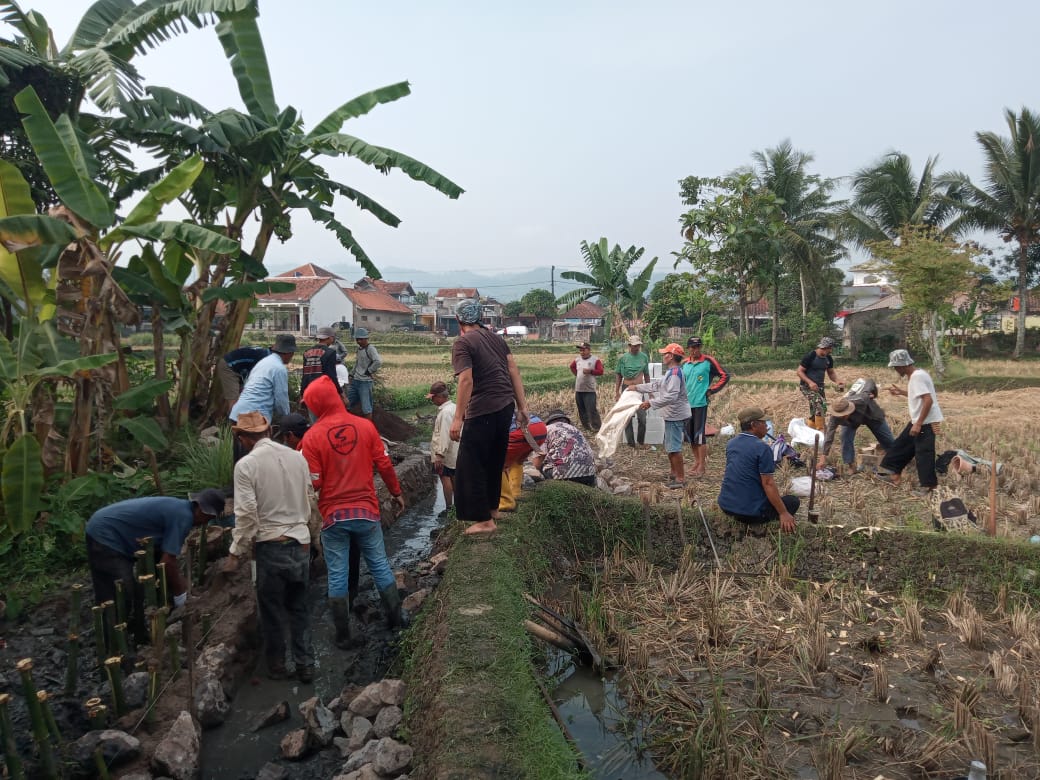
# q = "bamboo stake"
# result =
<box><xmin>15</xmin><ymin>660</ymin><xmax>56</xmax><ymax>779</ymax></box>
<box><xmin>36</xmin><ymin>692</ymin><xmax>61</xmax><ymax>745</ymax></box>
<box><xmin>139</xmin><ymin>575</ymin><xmax>157</xmax><ymax>609</ymax></box>
<box><xmin>114</xmin><ymin>581</ymin><xmax>126</xmax><ymax>625</ymax></box>
<box><xmin>64</xmin><ymin>634</ymin><xmax>80</xmax><ymax>697</ymax></box>
<box><xmin>94</xmin><ymin>747</ymin><xmax>112</xmax><ymax>780</ymax></box>
<box><xmin>92</xmin><ymin>605</ymin><xmax>106</xmax><ymax>663</ymax></box>
<box><xmin>151</xmin><ymin>608</ymin><xmax>168</xmax><ymax>651</ymax></box>
<box><xmin>142</xmin><ymin>537</ymin><xmax>155</xmax><ymax>577</ymax></box>
<box><xmin>134</xmin><ymin>550</ymin><xmax>147</xmax><ymax>580</ymax></box>
<box><xmin>808</xmin><ymin>434</ymin><xmax>820</xmax><ymax>524</ymax></box>
<box><xmin>104</xmin><ymin>657</ymin><xmax>127</xmax><ymax>716</ymax></box>
<box><xmin>100</xmin><ymin>600</ymin><xmax>116</xmax><ymax>656</ymax></box>
<box><xmin>524</xmin><ymin>619</ymin><xmax>577</xmax><ymax>652</ymax></box>
<box><xmin>85</xmin><ymin>699</ymin><xmax>106</xmax><ymax>729</ymax></box>
<box><xmin>987</xmin><ymin>447</ymin><xmax>997</xmax><ymax>536</ymax></box>
<box><xmin>145</xmin><ymin>663</ymin><xmax>159</xmax><ymax>726</ymax></box>
<box><xmin>156</xmin><ymin>562</ymin><xmax>169</xmax><ymax>607</ymax></box>
<box><xmin>0</xmin><ymin>693</ymin><xmax>24</xmax><ymax>780</ymax></box>
<box><xmin>113</xmin><ymin>624</ymin><xmax>129</xmax><ymax>657</ymax></box>
<box><xmin>69</xmin><ymin>583</ymin><xmax>84</xmax><ymax>636</ymax></box>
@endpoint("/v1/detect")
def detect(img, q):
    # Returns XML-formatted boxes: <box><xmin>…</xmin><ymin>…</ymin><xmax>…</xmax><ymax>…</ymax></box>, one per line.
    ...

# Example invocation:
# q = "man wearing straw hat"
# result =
<box><xmin>816</xmin><ymin>379</ymin><xmax>895</xmax><ymax>473</ymax></box>
<box><xmin>223</xmin><ymin>412</ymin><xmax>319</xmax><ymax>682</ymax></box>
<box><xmin>718</xmin><ymin>407</ymin><xmax>799</xmax><ymax>532</ymax></box>
<box><xmin>877</xmin><ymin>349</ymin><xmax>944</xmax><ymax>492</ymax></box>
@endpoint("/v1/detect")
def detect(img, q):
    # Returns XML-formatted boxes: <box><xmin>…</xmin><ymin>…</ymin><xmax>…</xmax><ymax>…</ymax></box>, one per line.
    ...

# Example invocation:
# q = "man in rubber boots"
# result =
<box><xmin>796</xmin><ymin>336</ymin><xmax>844</xmax><ymax>431</ymax></box>
<box><xmin>302</xmin><ymin>375</ymin><xmax>406</xmax><ymax>647</ymax></box>
<box><xmin>498</xmin><ymin>411</ymin><xmax>547</xmax><ymax>512</ymax></box>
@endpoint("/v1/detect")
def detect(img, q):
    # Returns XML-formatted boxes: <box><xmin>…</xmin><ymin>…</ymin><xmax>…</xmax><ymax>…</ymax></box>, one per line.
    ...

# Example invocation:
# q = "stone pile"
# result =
<box><xmin>595</xmin><ymin>457</ymin><xmax>634</xmax><ymax>496</ymax></box>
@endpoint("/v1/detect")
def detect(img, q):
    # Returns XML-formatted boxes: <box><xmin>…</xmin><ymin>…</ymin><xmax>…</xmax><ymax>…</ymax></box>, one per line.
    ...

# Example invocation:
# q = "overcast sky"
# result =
<box><xmin>18</xmin><ymin>1</ymin><xmax>1039</xmax><ymax>282</ymax></box>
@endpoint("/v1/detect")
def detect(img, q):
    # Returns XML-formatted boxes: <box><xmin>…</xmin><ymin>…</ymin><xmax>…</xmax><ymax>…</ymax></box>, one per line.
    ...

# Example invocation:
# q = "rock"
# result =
<box><xmin>194</xmin><ymin>643</ymin><xmax>233</xmax><ymax>683</ymax></box>
<box><xmin>194</xmin><ymin>675</ymin><xmax>229</xmax><ymax>728</ymax></box>
<box><xmin>402</xmin><ymin>589</ymin><xmax>430</xmax><ymax>613</ymax></box>
<box><xmin>414</xmin><ymin>561</ymin><xmax>432</xmax><ymax>576</ymax></box>
<box><xmin>123</xmin><ymin>672</ymin><xmax>150</xmax><ymax>710</ymax></box>
<box><xmin>252</xmin><ymin>700</ymin><xmax>290</xmax><ymax>732</ymax></box>
<box><xmin>71</xmin><ymin>729</ymin><xmax>141</xmax><ymax>771</ymax></box>
<box><xmin>372</xmin><ymin>737</ymin><xmax>413</xmax><ymax>776</ymax></box>
<box><xmin>256</xmin><ymin>762</ymin><xmax>288</xmax><ymax>780</ymax></box>
<box><xmin>333</xmin><ymin>736</ymin><xmax>353</xmax><ymax>757</ymax></box>
<box><xmin>279</xmin><ymin>728</ymin><xmax>309</xmax><ymax>760</ymax></box>
<box><xmin>30</xmin><ymin>627</ymin><xmax>55</xmax><ymax>637</ymax></box>
<box><xmin>119</xmin><ymin>773</ymin><xmax>153</xmax><ymax>780</ymax></box>
<box><xmin>341</xmin><ymin>739</ymin><xmax>380</xmax><ymax>773</ymax></box>
<box><xmin>348</xmin><ymin>684</ymin><xmax>383</xmax><ymax>718</ymax></box>
<box><xmin>378</xmin><ymin>679</ymin><xmax>406</xmax><ymax>707</ymax></box>
<box><xmin>373</xmin><ymin>705</ymin><xmax>402</xmax><ymax>738</ymax></box>
<box><xmin>348</xmin><ymin>716</ymin><xmax>374</xmax><ymax>750</ymax></box>
<box><xmin>340</xmin><ymin>711</ymin><xmax>354</xmax><ymax>735</ymax></box>
<box><xmin>596</xmin><ymin>477</ymin><xmax>610</xmax><ymax>491</ymax></box>
<box><xmin>299</xmin><ymin>696</ymin><xmax>338</xmax><ymax>747</ymax></box>
<box><xmin>429</xmin><ymin>551</ymin><xmax>448</xmax><ymax>575</ymax></box>
<box><xmin>612</xmin><ymin>482</ymin><xmax>633</xmax><ymax>496</ymax></box>
<box><xmin>599</xmin><ymin>468</ymin><xmax>614</xmax><ymax>482</ymax></box>
<box><xmin>334</xmin><ymin>766</ymin><xmax>379</xmax><ymax>780</ymax></box>
<box><xmin>394</xmin><ymin>570</ymin><xmax>408</xmax><ymax>590</ymax></box>
<box><xmin>151</xmin><ymin>711</ymin><xmax>200</xmax><ymax>780</ymax></box>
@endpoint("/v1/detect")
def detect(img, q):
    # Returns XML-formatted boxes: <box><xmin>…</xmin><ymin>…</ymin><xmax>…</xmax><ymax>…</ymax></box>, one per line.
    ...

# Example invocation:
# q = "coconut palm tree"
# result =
<box><xmin>557</xmin><ymin>239</ymin><xmax>657</xmax><ymax>340</ymax></box>
<box><xmin>945</xmin><ymin>108</ymin><xmax>1040</xmax><ymax>358</ymax></box>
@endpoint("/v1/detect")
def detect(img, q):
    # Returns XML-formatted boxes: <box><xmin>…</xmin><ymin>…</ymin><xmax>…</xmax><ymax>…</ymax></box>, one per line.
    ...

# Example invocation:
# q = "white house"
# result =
<box><xmin>252</xmin><ymin>264</ymin><xmax>354</xmax><ymax>334</ymax></box>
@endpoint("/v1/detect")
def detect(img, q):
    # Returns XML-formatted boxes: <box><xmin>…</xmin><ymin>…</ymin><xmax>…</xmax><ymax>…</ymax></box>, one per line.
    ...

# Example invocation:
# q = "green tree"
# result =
<box><xmin>502</xmin><ymin>299</ymin><xmax>523</xmax><ymax>318</ymax></box>
<box><xmin>676</xmin><ymin>174</ymin><xmax>785</xmax><ymax>338</ymax></box>
<box><xmin>520</xmin><ymin>288</ymin><xmax>557</xmax><ymax>318</ymax></box>
<box><xmin>414</xmin><ymin>290</ymin><xmax>429</xmax><ymax>305</ymax></box>
<box><xmin>557</xmin><ymin>239</ymin><xmax>657</xmax><ymax>340</ymax></box>
<box><xmin>867</xmin><ymin>228</ymin><xmax>980</xmax><ymax>377</ymax></box>
<box><xmin>746</xmin><ymin>140</ymin><xmax>844</xmax><ymax>341</ymax></box>
<box><xmin>642</xmin><ymin>272</ymin><xmax>729</xmax><ymax>340</ymax></box>
<box><xmin>945</xmin><ymin>108</ymin><xmax>1040</xmax><ymax>358</ymax></box>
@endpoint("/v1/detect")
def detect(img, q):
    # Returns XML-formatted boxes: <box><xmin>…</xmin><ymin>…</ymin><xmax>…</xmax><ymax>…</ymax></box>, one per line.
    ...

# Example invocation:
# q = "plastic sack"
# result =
<box><xmin>788</xmin><ymin>417</ymin><xmax>823</xmax><ymax>447</ymax></box>
<box><xmin>788</xmin><ymin>476</ymin><xmax>826</xmax><ymax>498</ymax></box>
<box><xmin>718</xmin><ymin>424</ymin><xmax>735</xmax><ymax>436</ymax></box>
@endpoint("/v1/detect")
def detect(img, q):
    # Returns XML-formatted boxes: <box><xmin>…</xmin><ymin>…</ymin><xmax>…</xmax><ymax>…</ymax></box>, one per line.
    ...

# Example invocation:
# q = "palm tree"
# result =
<box><xmin>557</xmin><ymin>238</ymin><xmax>657</xmax><ymax>341</ymax></box>
<box><xmin>748</xmin><ymin>140</ymin><xmax>844</xmax><ymax>343</ymax></box>
<box><xmin>839</xmin><ymin>152</ymin><xmax>958</xmax><ymax>246</ymax></box>
<box><xmin>945</xmin><ymin>108</ymin><xmax>1040</xmax><ymax>358</ymax></box>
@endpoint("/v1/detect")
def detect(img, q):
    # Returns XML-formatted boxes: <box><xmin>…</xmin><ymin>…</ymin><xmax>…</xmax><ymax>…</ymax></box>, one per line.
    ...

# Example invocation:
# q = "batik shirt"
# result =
<box><xmin>544</xmin><ymin>421</ymin><xmax>597</xmax><ymax>480</ymax></box>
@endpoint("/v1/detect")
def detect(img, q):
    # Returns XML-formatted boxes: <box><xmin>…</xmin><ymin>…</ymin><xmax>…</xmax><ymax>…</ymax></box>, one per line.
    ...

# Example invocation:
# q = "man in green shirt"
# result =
<box><xmin>614</xmin><ymin>334</ymin><xmax>650</xmax><ymax>447</ymax></box>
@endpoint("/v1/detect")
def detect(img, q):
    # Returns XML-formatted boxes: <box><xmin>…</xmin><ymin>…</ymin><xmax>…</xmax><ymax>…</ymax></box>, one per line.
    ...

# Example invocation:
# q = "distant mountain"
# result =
<box><xmin>264</xmin><ymin>262</ymin><xmax>673</xmax><ymax>302</ymax></box>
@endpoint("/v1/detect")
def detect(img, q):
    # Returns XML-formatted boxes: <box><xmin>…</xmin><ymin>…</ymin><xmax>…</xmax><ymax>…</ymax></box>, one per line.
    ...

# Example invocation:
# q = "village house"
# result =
<box><xmin>344</xmin><ymin>285</ymin><xmax>415</xmax><ymax>333</ymax></box>
<box><xmin>251</xmin><ymin>263</ymin><xmax>353</xmax><ymax>334</ymax></box>
<box><xmin>552</xmin><ymin>301</ymin><xmax>605</xmax><ymax>341</ymax></box>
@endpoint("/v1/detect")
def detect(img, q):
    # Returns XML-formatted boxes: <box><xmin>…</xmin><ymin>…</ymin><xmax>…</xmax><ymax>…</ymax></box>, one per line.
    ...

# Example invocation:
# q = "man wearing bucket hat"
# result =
<box><xmin>631</xmin><ymin>343</ymin><xmax>691</xmax><ymax>488</ymax></box>
<box><xmin>347</xmin><ymin>327</ymin><xmax>381</xmax><ymax>418</ymax></box>
<box><xmin>614</xmin><ymin>334</ymin><xmax>650</xmax><ymax>447</ymax></box>
<box><xmin>534</xmin><ymin>410</ymin><xmax>597</xmax><ymax>486</ymax></box>
<box><xmin>229</xmin><ymin>333</ymin><xmax>296</xmax><ymax>429</ymax></box>
<box><xmin>223</xmin><ymin>412</ymin><xmax>320</xmax><ymax>682</ymax></box>
<box><xmin>427</xmin><ymin>381</ymin><xmax>459</xmax><ymax>518</ymax></box>
<box><xmin>796</xmin><ymin>336</ymin><xmax>844</xmax><ymax>432</ymax></box>
<box><xmin>718</xmin><ymin>407</ymin><xmax>799</xmax><ymax>532</ymax></box>
<box><xmin>85</xmin><ymin>487</ymin><xmax>225</xmax><ymax>642</ymax></box>
<box><xmin>449</xmin><ymin>299</ymin><xmax>531</xmax><ymax>534</ymax></box>
<box><xmin>816</xmin><ymin>379</ymin><xmax>896</xmax><ymax>473</ymax></box>
<box><xmin>877</xmin><ymin>349</ymin><xmax>944</xmax><ymax>491</ymax></box>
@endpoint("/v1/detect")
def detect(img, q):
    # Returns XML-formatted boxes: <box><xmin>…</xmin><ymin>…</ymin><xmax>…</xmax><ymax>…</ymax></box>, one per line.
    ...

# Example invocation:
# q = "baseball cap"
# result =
<box><xmin>575</xmin><ymin>341</ymin><xmax>591</xmax><ymax>350</ymax></box>
<box><xmin>316</xmin><ymin>326</ymin><xmax>336</xmax><ymax>340</ymax></box>
<box><xmin>275</xmin><ymin>413</ymin><xmax>309</xmax><ymax>439</ymax></box>
<box><xmin>188</xmin><ymin>488</ymin><xmax>226</xmax><ymax>517</ymax></box>
<box><xmin>658</xmin><ymin>343</ymin><xmax>685</xmax><ymax>359</ymax></box>
<box><xmin>686</xmin><ymin>336</ymin><xmax>703</xmax><ymax>347</ymax></box>
<box><xmin>737</xmin><ymin>407</ymin><xmax>768</xmax><ymax>425</ymax></box>
<box><xmin>627</xmin><ymin>335</ymin><xmax>643</xmax><ymax>346</ymax></box>
<box><xmin>426</xmin><ymin>381</ymin><xmax>449</xmax><ymax>399</ymax></box>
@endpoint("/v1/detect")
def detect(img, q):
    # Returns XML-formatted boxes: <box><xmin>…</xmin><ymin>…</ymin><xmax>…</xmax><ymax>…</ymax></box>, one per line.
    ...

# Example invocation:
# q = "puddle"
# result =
<box><xmin>546</xmin><ymin>649</ymin><xmax>666</xmax><ymax>779</ymax></box>
<box><xmin>198</xmin><ymin>489</ymin><xmax>444</xmax><ymax>778</ymax></box>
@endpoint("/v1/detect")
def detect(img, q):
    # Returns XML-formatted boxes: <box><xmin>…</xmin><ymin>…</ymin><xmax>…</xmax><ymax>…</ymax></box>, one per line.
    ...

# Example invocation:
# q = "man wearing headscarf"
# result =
<box><xmin>449</xmin><ymin>299</ymin><xmax>530</xmax><ymax>534</ymax></box>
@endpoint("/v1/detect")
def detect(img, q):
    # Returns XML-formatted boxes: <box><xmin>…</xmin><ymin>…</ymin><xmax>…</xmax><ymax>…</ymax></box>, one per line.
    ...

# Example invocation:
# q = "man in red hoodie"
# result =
<box><xmin>301</xmin><ymin>376</ymin><xmax>407</xmax><ymax>648</ymax></box>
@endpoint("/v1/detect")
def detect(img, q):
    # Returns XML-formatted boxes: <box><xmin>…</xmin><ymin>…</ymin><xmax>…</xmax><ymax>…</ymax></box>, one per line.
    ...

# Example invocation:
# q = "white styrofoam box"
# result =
<box><xmin>648</xmin><ymin>362</ymin><xmax>663</xmax><ymax>379</ymax></box>
<box><xmin>642</xmin><ymin>413</ymin><xmax>665</xmax><ymax>445</ymax></box>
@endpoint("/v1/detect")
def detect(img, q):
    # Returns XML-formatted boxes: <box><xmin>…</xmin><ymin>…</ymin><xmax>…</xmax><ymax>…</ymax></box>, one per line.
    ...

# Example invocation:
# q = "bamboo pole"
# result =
<box><xmin>69</xmin><ymin>583</ymin><xmax>84</xmax><ymax>636</ymax></box>
<box><xmin>113</xmin><ymin>624</ymin><xmax>128</xmax><ymax>657</ymax></box>
<box><xmin>142</xmin><ymin>537</ymin><xmax>156</xmax><ymax>577</ymax></box>
<box><xmin>94</xmin><ymin>747</ymin><xmax>112</xmax><ymax>780</ymax></box>
<box><xmin>114</xmin><ymin>581</ymin><xmax>127</xmax><ymax>626</ymax></box>
<box><xmin>92</xmin><ymin>605</ymin><xmax>106</xmax><ymax>663</ymax></box>
<box><xmin>85</xmin><ymin>699</ymin><xmax>106</xmax><ymax>729</ymax></box>
<box><xmin>0</xmin><ymin>693</ymin><xmax>24</xmax><ymax>780</ymax></box>
<box><xmin>15</xmin><ymin>660</ymin><xmax>56</xmax><ymax>779</ymax></box>
<box><xmin>156</xmin><ymin>562</ymin><xmax>169</xmax><ymax>607</ymax></box>
<box><xmin>36</xmin><ymin>692</ymin><xmax>61</xmax><ymax>744</ymax></box>
<box><xmin>139</xmin><ymin>575</ymin><xmax>157</xmax><ymax>609</ymax></box>
<box><xmin>987</xmin><ymin>447</ymin><xmax>998</xmax><ymax>537</ymax></box>
<box><xmin>524</xmin><ymin>620</ymin><xmax>577</xmax><ymax>652</ymax></box>
<box><xmin>145</xmin><ymin>663</ymin><xmax>159</xmax><ymax>726</ymax></box>
<box><xmin>100</xmin><ymin>600</ymin><xmax>116</xmax><ymax>657</ymax></box>
<box><xmin>104</xmin><ymin>658</ymin><xmax>127</xmax><ymax>716</ymax></box>
<box><xmin>64</xmin><ymin>634</ymin><xmax>80</xmax><ymax>697</ymax></box>
<box><xmin>807</xmin><ymin>434</ymin><xmax>820</xmax><ymax>524</ymax></box>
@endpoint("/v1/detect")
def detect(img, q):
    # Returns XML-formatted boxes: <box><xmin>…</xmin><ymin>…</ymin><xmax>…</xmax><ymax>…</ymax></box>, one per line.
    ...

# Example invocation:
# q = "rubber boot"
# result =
<box><xmin>348</xmin><ymin>544</ymin><xmax>361</xmax><ymax>613</ymax></box>
<box><xmin>497</xmin><ymin>462</ymin><xmax>523</xmax><ymax>512</ymax></box>
<box><xmin>810</xmin><ymin>415</ymin><xmax>825</xmax><ymax>432</ymax></box>
<box><xmin>379</xmin><ymin>585</ymin><xmax>409</xmax><ymax>629</ymax></box>
<box><xmin>328</xmin><ymin>597</ymin><xmax>356</xmax><ymax>650</ymax></box>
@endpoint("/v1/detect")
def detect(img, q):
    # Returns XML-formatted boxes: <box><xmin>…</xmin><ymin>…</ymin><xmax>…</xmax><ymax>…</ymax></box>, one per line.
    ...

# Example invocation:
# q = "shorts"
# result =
<box><xmin>687</xmin><ymin>406</ymin><xmax>708</xmax><ymax>446</ymax></box>
<box><xmin>433</xmin><ymin>463</ymin><xmax>456</xmax><ymax>478</ymax></box>
<box><xmin>664</xmin><ymin>419</ymin><xmax>686</xmax><ymax>453</ymax></box>
<box><xmin>346</xmin><ymin>380</ymin><xmax>374</xmax><ymax>414</ymax></box>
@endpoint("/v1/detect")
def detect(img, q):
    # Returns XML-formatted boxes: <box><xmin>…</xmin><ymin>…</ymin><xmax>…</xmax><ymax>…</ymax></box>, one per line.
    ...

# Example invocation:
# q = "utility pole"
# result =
<box><xmin>550</xmin><ymin>265</ymin><xmax>555</xmax><ymax>299</ymax></box>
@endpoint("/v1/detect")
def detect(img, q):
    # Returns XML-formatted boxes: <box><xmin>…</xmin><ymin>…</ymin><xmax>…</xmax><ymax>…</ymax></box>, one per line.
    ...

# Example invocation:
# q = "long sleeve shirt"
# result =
<box><xmin>431</xmin><ymin>401</ymin><xmax>460</xmax><ymax>469</ymax></box>
<box><xmin>230</xmin><ymin>438</ymin><xmax>316</xmax><ymax>557</ymax></box>
<box><xmin>229</xmin><ymin>352</ymin><xmax>290</xmax><ymax>423</ymax></box>
<box><xmin>570</xmin><ymin>356</ymin><xmax>604</xmax><ymax>392</ymax></box>
<box><xmin>681</xmin><ymin>355</ymin><xmax>729</xmax><ymax>408</ymax></box>
<box><xmin>351</xmin><ymin>344</ymin><xmax>382</xmax><ymax>382</ymax></box>
<box><xmin>633</xmin><ymin>366</ymin><xmax>691</xmax><ymax>422</ymax></box>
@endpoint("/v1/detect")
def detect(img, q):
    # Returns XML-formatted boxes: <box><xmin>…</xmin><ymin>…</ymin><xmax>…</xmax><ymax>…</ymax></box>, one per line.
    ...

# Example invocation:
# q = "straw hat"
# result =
<box><xmin>828</xmin><ymin>397</ymin><xmax>857</xmax><ymax>418</ymax></box>
<box><xmin>232</xmin><ymin>411</ymin><xmax>270</xmax><ymax>434</ymax></box>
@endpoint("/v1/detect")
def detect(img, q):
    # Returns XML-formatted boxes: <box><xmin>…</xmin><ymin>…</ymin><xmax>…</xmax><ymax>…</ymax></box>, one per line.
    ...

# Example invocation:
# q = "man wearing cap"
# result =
<box><xmin>427</xmin><ymin>381</ymin><xmax>459</xmax><ymax>519</ymax></box>
<box><xmin>878</xmin><ymin>349</ymin><xmax>943</xmax><ymax>491</ymax></box>
<box><xmin>718</xmin><ymin>407</ymin><xmax>799</xmax><ymax>532</ymax></box>
<box><xmin>797</xmin><ymin>337</ymin><xmax>844</xmax><ymax>432</ymax></box>
<box><xmin>534</xmin><ymin>410</ymin><xmax>597</xmax><ymax>486</ymax></box>
<box><xmin>681</xmin><ymin>336</ymin><xmax>729</xmax><ymax>477</ymax></box>
<box><xmin>347</xmin><ymin>327</ymin><xmax>381</xmax><ymax>419</ymax></box>
<box><xmin>217</xmin><ymin>345</ymin><xmax>270</xmax><ymax>416</ymax></box>
<box><xmin>816</xmin><ymin>379</ymin><xmax>895</xmax><ymax>473</ymax></box>
<box><xmin>302</xmin><ymin>375</ymin><xmax>407</xmax><ymax>645</ymax></box>
<box><xmin>614</xmin><ymin>335</ymin><xmax>650</xmax><ymax>447</ymax></box>
<box><xmin>301</xmin><ymin>327</ymin><xmax>342</xmax><ymax>399</ymax></box>
<box><xmin>85</xmin><ymin>488</ymin><xmax>225</xmax><ymax>640</ymax></box>
<box><xmin>449</xmin><ymin>299</ymin><xmax>531</xmax><ymax>534</ymax></box>
<box><xmin>223</xmin><ymin>412</ymin><xmax>320</xmax><ymax>682</ymax></box>
<box><xmin>230</xmin><ymin>333</ymin><xmax>296</xmax><ymax>430</ymax></box>
<box><xmin>570</xmin><ymin>341</ymin><xmax>603</xmax><ymax>431</ymax></box>
<box><xmin>631</xmin><ymin>343</ymin><xmax>691</xmax><ymax>488</ymax></box>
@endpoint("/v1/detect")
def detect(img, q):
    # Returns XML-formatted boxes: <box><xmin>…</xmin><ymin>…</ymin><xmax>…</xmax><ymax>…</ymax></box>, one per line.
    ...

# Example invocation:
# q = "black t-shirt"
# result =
<box><xmin>300</xmin><ymin>345</ymin><xmax>339</xmax><ymax>392</ymax></box>
<box><xmin>799</xmin><ymin>350</ymin><xmax>833</xmax><ymax>388</ymax></box>
<box><xmin>451</xmin><ymin>327</ymin><xmax>515</xmax><ymax>419</ymax></box>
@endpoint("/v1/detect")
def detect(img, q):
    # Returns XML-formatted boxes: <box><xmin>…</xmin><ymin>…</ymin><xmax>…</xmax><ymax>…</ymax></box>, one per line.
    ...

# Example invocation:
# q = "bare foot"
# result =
<box><xmin>464</xmin><ymin>520</ymin><xmax>498</xmax><ymax>535</ymax></box>
<box><xmin>690</xmin><ymin>467</ymin><xmax>706</xmax><ymax>478</ymax></box>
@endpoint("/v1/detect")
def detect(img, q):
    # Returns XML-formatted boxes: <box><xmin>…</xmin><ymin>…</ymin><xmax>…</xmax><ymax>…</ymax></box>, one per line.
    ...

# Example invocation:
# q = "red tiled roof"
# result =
<box><xmin>257</xmin><ymin>277</ymin><xmax>335</xmax><ymax>303</ymax></box>
<box><xmin>271</xmin><ymin>263</ymin><xmax>343</xmax><ymax>280</ymax></box>
<box><xmin>746</xmin><ymin>298</ymin><xmax>770</xmax><ymax>317</ymax></box>
<box><xmin>436</xmin><ymin>288</ymin><xmax>479</xmax><ymax>299</ymax></box>
<box><xmin>377</xmin><ymin>280</ymin><xmax>413</xmax><ymax>295</ymax></box>
<box><xmin>561</xmin><ymin>301</ymin><xmax>604</xmax><ymax>319</ymax></box>
<box><xmin>345</xmin><ymin>288</ymin><xmax>414</xmax><ymax>314</ymax></box>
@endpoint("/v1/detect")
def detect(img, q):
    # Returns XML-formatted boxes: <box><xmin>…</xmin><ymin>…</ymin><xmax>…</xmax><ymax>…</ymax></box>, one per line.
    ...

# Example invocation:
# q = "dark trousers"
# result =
<box><xmin>565</xmin><ymin>474</ymin><xmax>597</xmax><ymax>487</ymax></box>
<box><xmin>455</xmin><ymin>403</ymin><xmax>514</xmax><ymax>522</ymax></box>
<box><xmin>726</xmin><ymin>495</ymin><xmax>801</xmax><ymax>525</ymax></box>
<box><xmin>880</xmin><ymin>422</ymin><xmax>938</xmax><ymax>488</ymax></box>
<box><xmin>625</xmin><ymin>407</ymin><xmax>647</xmax><ymax>446</ymax></box>
<box><xmin>256</xmin><ymin>541</ymin><xmax>313</xmax><ymax>670</ymax></box>
<box><xmin>575</xmin><ymin>392</ymin><xmax>601</xmax><ymax>430</ymax></box>
<box><xmin>86</xmin><ymin>535</ymin><xmax>147</xmax><ymax>644</ymax></box>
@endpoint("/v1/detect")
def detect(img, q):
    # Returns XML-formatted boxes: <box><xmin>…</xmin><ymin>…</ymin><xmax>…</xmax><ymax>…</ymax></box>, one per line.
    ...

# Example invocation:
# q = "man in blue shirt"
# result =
<box><xmin>86</xmin><ymin>490</ymin><xmax>225</xmax><ymax>640</ymax></box>
<box><xmin>229</xmin><ymin>334</ymin><xmax>296</xmax><ymax>426</ymax></box>
<box><xmin>718</xmin><ymin>407</ymin><xmax>799</xmax><ymax>532</ymax></box>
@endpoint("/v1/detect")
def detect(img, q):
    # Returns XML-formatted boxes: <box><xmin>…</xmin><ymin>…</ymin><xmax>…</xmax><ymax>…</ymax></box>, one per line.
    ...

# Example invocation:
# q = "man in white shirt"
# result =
<box><xmin>879</xmin><ymin>349</ymin><xmax>944</xmax><ymax>492</ymax></box>
<box><xmin>222</xmin><ymin>412</ymin><xmax>321</xmax><ymax>683</ymax></box>
<box><xmin>427</xmin><ymin>381</ymin><xmax>459</xmax><ymax>519</ymax></box>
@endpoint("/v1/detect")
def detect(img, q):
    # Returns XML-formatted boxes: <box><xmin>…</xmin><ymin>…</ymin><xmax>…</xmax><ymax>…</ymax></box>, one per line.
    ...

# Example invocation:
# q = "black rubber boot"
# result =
<box><xmin>379</xmin><ymin>585</ymin><xmax>409</xmax><ymax>629</ymax></box>
<box><xmin>328</xmin><ymin>597</ymin><xmax>355</xmax><ymax>650</ymax></box>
